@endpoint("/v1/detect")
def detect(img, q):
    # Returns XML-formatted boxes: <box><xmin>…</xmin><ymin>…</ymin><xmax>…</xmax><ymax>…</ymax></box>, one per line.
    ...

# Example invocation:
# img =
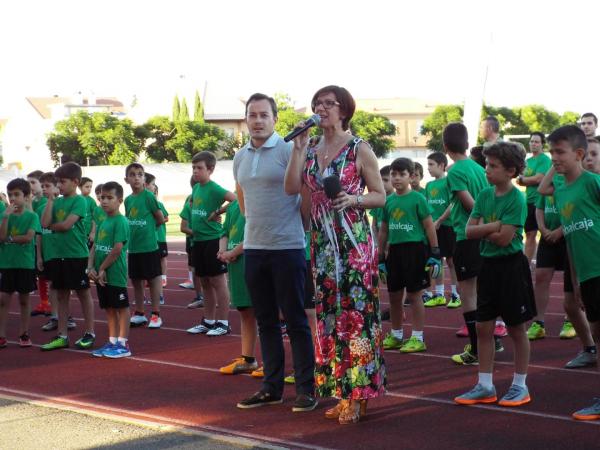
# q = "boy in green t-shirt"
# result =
<box><xmin>455</xmin><ymin>141</ymin><xmax>534</xmax><ymax>407</ymax></box>
<box><xmin>423</xmin><ymin>152</ymin><xmax>460</xmax><ymax>308</ymax></box>
<box><xmin>180</xmin><ymin>177</ymin><xmax>204</xmax><ymax>307</ymax></box>
<box><xmin>40</xmin><ymin>162</ymin><xmax>95</xmax><ymax>351</ymax></box>
<box><xmin>217</xmin><ymin>200</ymin><xmax>259</xmax><ymax>374</ymax></box>
<box><xmin>370</xmin><ymin>165</ymin><xmax>393</xmax><ymax>237</ymax></box>
<box><xmin>93</xmin><ymin>183</ymin><xmax>107</xmax><ymax>226</ymax></box>
<box><xmin>88</xmin><ymin>182</ymin><xmax>132</xmax><ymax>359</ymax></box>
<box><xmin>144</xmin><ymin>173</ymin><xmax>169</xmax><ymax>292</ymax></box>
<box><xmin>0</xmin><ymin>178</ymin><xmax>41</xmax><ymax>348</ymax></box>
<box><xmin>584</xmin><ymin>137</ymin><xmax>600</xmax><ymax>174</ymax></box>
<box><xmin>124</xmin><ymin>163</ymin><xmax>165</xmax><ymax>329</ymax></box>
<box><xmin>538</xmin><ymin>126</ymin><xmax>600</xmax><ymax>420</ymax></box>
<box><xmin>378</xmin><ymin>157</ymin><xmax>441</xmax><ymax>354</ymax></box>
<box><xmin>79</xmin><ymin>177</ymin><xmax>96</xmax><ymax>247</ymax></box>
<box><xmin>185</xmin><ymin>151</ymin><xmax>236</xmax><ymax>336</ymax></box>
<box><xmin>410</xmin><ymin>161</ymin><xmax>426</xmax><ymax>197</ymax></box>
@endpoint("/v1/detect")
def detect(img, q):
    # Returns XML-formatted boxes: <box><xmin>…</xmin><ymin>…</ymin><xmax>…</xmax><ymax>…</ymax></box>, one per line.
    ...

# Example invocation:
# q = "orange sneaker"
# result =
<box><xmin>220</xmin><ymin>357</ymin><xmax>258</xmax><ymax>375</ymax></box>
<box><xmin>251</xmin><ymin>366</ymin><xmax>264</xmax><ymax>378</ymax></box>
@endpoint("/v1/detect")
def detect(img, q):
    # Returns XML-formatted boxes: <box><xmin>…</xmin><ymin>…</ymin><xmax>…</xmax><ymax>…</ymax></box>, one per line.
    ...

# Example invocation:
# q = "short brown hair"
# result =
<box><xmin>55</xmin><ymin>162</ymin><xmax>82</xmax><ymax>181</ymax></box>
<box><xmin>483</xmin><ymin>141</ymin><xmax>526</xmax><ymax>178</ymax></box>
<box><xmin>27</xmin><ymin>170</ymin><xmax>44</xmax><ymax>180</ymax></box>
<box><xmin>245</xmin><ymin>93</ymin><xmax>277</xmax><ymax>118</ymax></box>
<box><xmin>40</xmin><ymin>172</ymin><xmax>57</xmax><ymax>185</ymax></box>
<box><xmin>192</xmin><ymin>151</ymin><xmax>217</xmax><ymax>170</ymax></box>
<box><xmin>311</xmin><ymin>85</ymin><xmax>355</xmax><ymax>131</ymax></box>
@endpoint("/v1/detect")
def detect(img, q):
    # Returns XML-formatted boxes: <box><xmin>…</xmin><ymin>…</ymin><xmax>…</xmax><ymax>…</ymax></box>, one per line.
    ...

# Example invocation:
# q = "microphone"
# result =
<box><xmin>323</xmin><ymin>175</ymin><xmax>343</xmax><ymax>227</ymax></box>
<box><xmin>284</xmin><ymin>114</ymin><xmax>321</xmax><ymax>142</ymax></box>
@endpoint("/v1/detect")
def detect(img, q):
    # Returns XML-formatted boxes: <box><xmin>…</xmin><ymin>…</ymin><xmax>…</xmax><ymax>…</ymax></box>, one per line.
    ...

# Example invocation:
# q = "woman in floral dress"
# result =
<box><xmin>284</xmin><ymin>85</ymin><xmax>386</xmax><ymax>424</ymax></box>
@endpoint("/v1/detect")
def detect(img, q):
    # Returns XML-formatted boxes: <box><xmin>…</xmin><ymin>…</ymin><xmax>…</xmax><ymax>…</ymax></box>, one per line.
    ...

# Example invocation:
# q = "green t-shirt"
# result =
<box><xmin>0</xmin><ymin>202</ymin><xmax>5</xmax><ymax>216</ymax></box>
<box><xmin>191</xmin><ymin>181</ymin><xmax>228</xmax><ymax>242</ymax></box>
<box><xmin>447</xmin><ymin>158</ymin><xmax>488</xmax><ymax>242</ymax></box>
<box><xmin>35</xmin><ymin>201</ymin><xmax>55</xmax><ymax>262</ymax></box>
<box><xmin>524</xmin><ymin>152</ymin><xmax>552</xmax><ymax>204</ymax></box>
<box><xmin>93</xmin><ymin>204</ymin><xmax>107</xmax><ymax>226</ymax></box>
<box><xmin>180</xmin><ymin>195</ymin><xmax>192</xmax><ymax>247</ymax></box>
<box><xmin>52</xmin><ymin>195</ymin><xmax>89</xmax><ymax>258</ymax></box>
<box><xmin>369</xmin><ymin>207</ymin><xmax>383</xmax><ymax>230</ymax></box>
<box><xmin>0</xmin><ymin>210</ymin><xmax>41</xmax><ymax>269</ymax></box>
<box><xmin>222</xmin><ymin>200</ymin><xmax>251</xmax><ymax>307</ymax></box>
<box><xmin>425</xmin><ymin>177</ymin><xmax>451</xmax><ymax>225</ymax></box>
<box><xmin>124</xmin><ymin>189</ymin><xmax>159</xmax><ymax>254</ymax></box>
<box><xmin>32</xmin><ymin>196</ymin><xmax>47</xmax><ymax>214</ymax></box>
<box><xmin>554</xmin><ymin>170</ymin><xmax>600</xmax><ymax>283</ymax></box>
<box><xmin>157</xmin><ymin>202</ymin><xmax>168</xmax><ymax>243</ymax></box>
<box><xmin>382</xmin><ymin>191</ymin><xmax>430</xmax><ymax>245</ymax></box>
<box><xmin>82</xmin><ymin>195</ymin><xmax>96</xmax><ymax>236</ymax></box>
<box><xmin>470</xmin><ymin>186</ymin><xmax>526</xmax><ymax>257</ymax></box>
<box><xmin>305</xmin><ymin>231</ymin><xmax>311</xmax><ymax>261</ymax></box>
<box><xmin>94</xmin><ymin>214</ymin><xmax>129</xmax><ymax>288</ymax></box>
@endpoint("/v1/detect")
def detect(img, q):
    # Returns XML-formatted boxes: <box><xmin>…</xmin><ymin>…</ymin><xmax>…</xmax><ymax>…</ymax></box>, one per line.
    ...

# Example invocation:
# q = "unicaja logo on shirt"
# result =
<box><xmin>391</xmin><ymin>209</ymin><xmax>405</xmax><ymax>221</ymax></box>
<box><xmin>561</xmin><ymin>202</ymin><xmax>595</xmax><ymax>236</ymax></box>
<box><xmin>95</xmin><ymin>244</ymin><xmax>112</xmax><ymax>253</ymax></box>
<box><xmin>9</xmin><ymin>226</ymin><xmax>19</xmax><ymax>237</ymax></box>
<box><xmin>98</xmin><ymin>229</ymin><xmax>108</xmax><ymax>241</ymax></box>
<box><xmin>56</xmin><ymin>210</ymin><xmax>66</xmax><ymax>221</ymax></box>
<box><xmin>192</xmin><ymin>209</ymin><xmax>208</xmax><ymax>217</ymax></box>
<box><xmin>129</xmin><ymin>207</ymin><xmax>139</xmax><ymax>218</ymax></box>
<box><xmin>486</xmin><ymin>213</ymin><xmax>498</xmax><ymax>223</ymax></box>
<box><xmin>545</xmin><ymin>197</ymin><xmax>558</xmax><ymax>214</ymax></box>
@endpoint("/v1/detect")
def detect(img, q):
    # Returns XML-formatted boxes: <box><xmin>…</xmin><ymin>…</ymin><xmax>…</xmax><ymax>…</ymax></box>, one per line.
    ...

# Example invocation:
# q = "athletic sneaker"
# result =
<box><xmin>143</xmin><ymin>297</ymin><xmax>151</xmax><ymax>305</ymax></box>
<box><xmin>498</xmin><ymin>384</ymin><xmax>531</xmax><ymax>407</ymax></box>
<box><xmin>237</xmin><ymin>391</ymin><xmax>283</xmax><ymax>409</ymax></box>
<box><xmin>220</xmin><ymin>357</ymin><xmax>259</xmax><ymax>375</ymax></box>
<box><xmin>565</xmin><ymin>350</ymin><xmax>597</xmax><ymax>369</ymax></box>
<box><xmin>92</xmin><ymin>342</ymin><xmax>114</xmax><ymax>357</ymax></box>
<box><xmin>187</xmin><ymin>295</ymin><xmax>205</xmax><ymax>309</ymax></box>
<box><xmin>527</xmin><ymin>322</ymin><xmax>546</xmax><ymax>341</ymax></box>
<box><xmin>456</xmin><ymin>325</ymin><xmax>469</xmax><ymax>337</ymax></box>
<box><xmin>30</xmin><ymin>304</ymin><xmax>51</xmax><ymax>317</ymax></box>
<box><xmin>19</xmin><ymin>333</ymin><xmax>32</xmax><ymax>347</ymax></box>
<box><xmin>251</xmin><ymin>366</ymin><xmax>264</xmax><ymax>378</ymax></box>
<box><xmin>284</xmin><ymin>372</ymin><xmax>295</xmax><ymax>384</ymax></box>
<box><xmin>179</xmin><ymin>280</ymin><xmax>194</xmax><ymax>289</ymax></box>
<box><xmin>495</xmin><ymin>338</ymin><xmax>504</xmax><ymax>353</ymax></box>
<box><xmin>42</xmin><ymin>318</ymin><xmax>58</xmax><ymax>331</ymax></box>
<box><xmin>400</xmin><ymin>336</ymin><xmax>426</xmax><ymax>353</ymax></box>
<box><xmin>187</xmin><ymin>319</ymin><xmax>214</xmax><ymax>334</ymax></box>
<box><xmin>130</xmin><ymin>312</ymin><xmax>148</xmax><ymax>327</ymax></box>
<box><xmin>41</xmin><ymin>335</ymin><xmax>69</xmax><ymax>351</ymax></box>
<box><xmin>75</xmin><ymin>333</ymin><xmax>95</xmax><ymax>349</ymax></box>
<box><xmin>206</xmin><ymin>321</ymin><xmax>231</xmax><ymax>336</ymax></box>
<box><xmin>383</xmin><ymin>333</ymin><xmax>404</xmax><ymax>350</ymax></box>
<box><xmin>573</xmin><ymin>398</ymin><xmax>600</xmax><ymax>421</ymax></box>
<box><xmin>103</xmin><ymin>342</ymin><xmax>131</xmax><ymax>358</ymax></box>
<box><xmin>451</xmin><ymin>344</ymin><xmax>479</xmax><ymax>365</ymax></box>
<box><xmin>559</xmin><ymin>321</ymin><xmax>577</xmax><ymax>339</ymax></box>
<box><xmin>148</xmin><ymin>314</ymin><xmax>162</xmax><ymax>329</ymax></box>
<box><xmin>454</xmin><ymin>383</ymin><xmax>497</xmax><ymax>405</ymax></box>
<box><xmin>447</xmin><ymin>293</ymin><xmax>462</xmax><ymax>309</ymax></box>
<box><xmin>494</xmin><ymin>323</ymin><xmax>508</xmax><ymax>337</ymax></box>
<box><xmin>422</xmin><ymin>292</ymin><xmax>433</xmax><ymax>304</ymax></box>
<box><xmin>280</xmin><ymin>320</ymin><xmax>288</xmax><ymax>337</ymax></box>
<box><xmin>424</xmin><ymin>294</ymin><xmax>447</xmax><ymax>308</ymax></box>
<box><xmin>159</xmin><ymin>294</ymin><xmax>165</xmax><ymax>305</ymax></box>
<box><xmin>292</xmin><ymin>394</ymin><xmax>318</xmax><ymax>412</ymax></box>
<box><xmin>67</xmin><ymin>316</ymin><xmax>77</xmax><ymax>330</ymax></box>
<box><xmin>0</xmin><ymin>337</ymin><xmax>7</xmax><ymax>348</ymax></box>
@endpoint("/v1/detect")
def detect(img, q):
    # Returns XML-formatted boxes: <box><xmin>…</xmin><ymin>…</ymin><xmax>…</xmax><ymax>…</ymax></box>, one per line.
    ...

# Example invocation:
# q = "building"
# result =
<box><xmin>202</xmin><ymin>85</ymin><xmax>248</xmax><ymax>139</ymax></box>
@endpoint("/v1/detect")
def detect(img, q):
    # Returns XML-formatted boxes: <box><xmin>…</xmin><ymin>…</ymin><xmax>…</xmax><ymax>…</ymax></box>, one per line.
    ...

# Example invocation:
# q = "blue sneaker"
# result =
<box><xmin>91</xmin><ymin>342</ymin><xmax>114</xmax><ymax>357</ymax></box>
<box><xmin>103</xmin><ymin>343</ymin><xmax>131</xmax><ymax>359</ymax></box>
<box><xmin>498</xmin><ymin>384</ymin><xmax>531</xmax><ymax>407</ymax></box>
<box><xmin>454</xmin><ymin>383</ymin><xmax>497</xmax><ymax>405</ymax></box>
<box><xmin>573</xmin><ymin>398</ymin><xmax>600</xmax><ymax>421</ymax></box>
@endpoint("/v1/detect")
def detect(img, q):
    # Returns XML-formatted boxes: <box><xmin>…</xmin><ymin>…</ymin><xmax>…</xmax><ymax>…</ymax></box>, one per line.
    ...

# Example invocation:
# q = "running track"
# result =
<box><xmin>1</xmin><ymin>242</ymin><xmax>598</xmax><ymax>449</ymax></box>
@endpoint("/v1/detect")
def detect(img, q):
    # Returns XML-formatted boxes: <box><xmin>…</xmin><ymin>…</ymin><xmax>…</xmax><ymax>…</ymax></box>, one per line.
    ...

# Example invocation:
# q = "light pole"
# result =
<box><xmin>57</xmin><ymin>151</ymin><xmax>63</xmax><ymax>167</ymax></box>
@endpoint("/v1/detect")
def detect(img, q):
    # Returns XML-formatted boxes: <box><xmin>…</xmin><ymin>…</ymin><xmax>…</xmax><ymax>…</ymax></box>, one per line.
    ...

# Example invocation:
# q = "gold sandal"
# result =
<box><xmin>338</xmin><ymin>400</ymin><xmax>367</xmax><ymax>424</ymax></box>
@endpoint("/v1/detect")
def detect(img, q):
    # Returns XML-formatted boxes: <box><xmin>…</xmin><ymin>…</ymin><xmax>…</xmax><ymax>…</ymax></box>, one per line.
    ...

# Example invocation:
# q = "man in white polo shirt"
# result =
<box><xmin>234</xmin><ymin>93</ymin><xmax>316</xmax><ymax>412</ymax></box>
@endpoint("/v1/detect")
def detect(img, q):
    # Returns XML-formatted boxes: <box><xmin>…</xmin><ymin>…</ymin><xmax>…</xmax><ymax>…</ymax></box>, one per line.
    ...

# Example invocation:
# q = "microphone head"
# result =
<box><xmin>323</xmin><ymin>174</ymin><xmax>342</xmax><ymax>199</ymax></box>
<box><xmin>309</xmin><ymin>114</ymin><xmax>321</xmax><ymax>126</ymax></box>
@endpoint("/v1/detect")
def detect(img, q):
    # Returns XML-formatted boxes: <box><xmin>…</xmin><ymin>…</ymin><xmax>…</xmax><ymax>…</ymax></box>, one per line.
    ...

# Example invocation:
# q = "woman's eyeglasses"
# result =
<box><xmin>312</xmin><ymin>99</ymin><xmax>340</xmax><ymax>110</ymax></box>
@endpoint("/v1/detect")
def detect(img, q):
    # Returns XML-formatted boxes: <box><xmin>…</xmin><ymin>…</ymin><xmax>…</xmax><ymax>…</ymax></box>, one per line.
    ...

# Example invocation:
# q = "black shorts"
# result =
<box><xmin>386</xmin><ymin>242</ymin><xmax>430</xmax><ymax>293</ymax></box>
<box><xmin>97</xmin><ymin>285</ymin><xmax>130</xmax><ymax>309</ymax></box>
<box><xmin>158</xmin><ymin>242</ymin><xmax>168</xmax><ymax>258</ymax></box>
<box><xmin>580</xmin><ymin>276</ymin><xmax>600</xmax><ymax>323</ymax></box>
<box><xmin>524</xmin><ymin>203</ymin><xmax>538</xmax><ymax>233</ymax></box>
<box><xmin>453</xmin><ymin>239</ymin><xmax>483</xmax><ymax>282</ymax></box>
<box><xmin>48</xmin><ymin>258</ymin><xmax>90</xmax><ymax>291</ymax></box>
<box><xmin>192</xmin><ymin>239</ymin><xmax>227</xmax><ymax>277</ymax></box>
<box><xmin>128</xmin><ymin>250</ymin><xmax>162</xmax><ymax>280</ymax></box>
<box><xmin>304</xmin><ymin>259</ymin><xmax>315</xmax><ymax>309</ymax></box>
<box><xmin>437</xmin><ymin>225</ymin><xmax>456</xmax><ymax>258</ymax></box>
<box><xmin>0</xmin><ymin>269</ymin><xmax>37</xmax><ymax>294</ymax></box>
<box><xmin>477</xmin><ymin>252</ymin><xmax>536</xmax><ymax>326</ymax></box>
<box><xmin>536</xmin><ymin>237</ymin><xmax>566</xmax><ymax>271</ymax></box>
<box><xmin>186</xmin><ymin>238</ymin><xmax>193</xmax><ymax>266</ymax></box>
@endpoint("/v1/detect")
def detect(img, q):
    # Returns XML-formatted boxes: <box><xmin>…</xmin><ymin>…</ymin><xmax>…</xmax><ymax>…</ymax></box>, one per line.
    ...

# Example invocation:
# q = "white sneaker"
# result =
<box><xmin>179</xmin><ymin>280</ymin><xmax>194</xmax><ymax>289</ymax></box>
<box><xmin>187</xmin><ymin>295</ymin><xmax>204</xmax><ymax>308</ymax></box>
<box><xmin>130</xmin><ymin>313</ymin><xmax>148</xmax><ymax>326</ymax></box>
<box><xmin>187</xmin><ymin>319</ymin><xmax>213</xmax><ymax>334</ymax></box>
<box><xmin>206</xmin><ymin>321</ymin><xmax>231</xmax><ymax>336</ymax></box>
<box><xmin>148</xmin><ymin>314</ymin><xmax>162</xmax><ymax>329</ymax></box>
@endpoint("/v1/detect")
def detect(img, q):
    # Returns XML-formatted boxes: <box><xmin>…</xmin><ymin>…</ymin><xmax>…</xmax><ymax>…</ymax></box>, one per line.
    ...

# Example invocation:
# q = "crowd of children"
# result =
<box><xmin>1</xmin><ymin>116</ymin><xmax>600</xmax><ymax>421</ymax></box>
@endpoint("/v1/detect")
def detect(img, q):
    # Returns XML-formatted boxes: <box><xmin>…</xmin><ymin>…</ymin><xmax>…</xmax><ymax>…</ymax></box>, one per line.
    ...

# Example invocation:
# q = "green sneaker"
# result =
<box><xmin>41</xmin><ymin>335</ymin><xmax>69</xmax><ymax>351</ymax></box>
<box><xmin>527</xmin><ymin>322</ymin><xmax>546</xmax><ymax>341</ymax></box>
<box><xmin>383</xmin><ymin>333</ymin><xmax>404</xmax><ymax>350</ymax></box>
<box><xmin>284</xmin><ymin>372</ymin><xmax>295</xmax><ymax>384</ymax></box>
<box><xmin>424</xmin><ymin>294</ymin><xmax>447</xmax><ymax>308</ymax></box>
<box><xmin>559</xmin><ymin>321</ymin><xmax>577</xmax><ymax>339</ymax></box>
<box><xmin>400</xmin><ymin>336</ymin><xmax>426</xmax><ymax>353</ymax></box>
<box><xmin>451</xmin><ymin>344</ymin><xmax>479</xmax><ymax>365</ymax></box>
<box><xmin>447</xmin><ymin>293</ymin><xmax>462</xmax><ymax>309</ymax></box>
<box><xmin>75</xmin><ymin>332</ymin><xmax>95</xmax><ymax>349</ymax></box>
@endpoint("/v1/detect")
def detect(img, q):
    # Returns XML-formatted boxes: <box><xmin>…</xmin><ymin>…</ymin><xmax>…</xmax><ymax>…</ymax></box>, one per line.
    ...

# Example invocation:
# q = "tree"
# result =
<box><xmin>350</xmin><ymin>110</ymin><xmax>396</xmax><ymax>158</ymax></box>
<box><xmin>420</xmin><ymin>104</ymin><xmax>464</xmax><ymax>151</ymax></box>
<box><xmin>273</xmin><ymin>92</ymin><xmax>308</xmax><ymax>138</ymax></box>
<box><xmin>180</xmin><ymin>98</ymin><xmax>190</xmax><ymax>121</ymax></box>
<box><xmin>194</xmin><ymin>90</ymin><xmax>204</xmax><ymax>122</ymax></box>
<box><xmin>559</xmin><ymin>111</ymin><xmax>580</xmax><ymax>126</ymax></box>
<box><xmin>518</xmin><ymin>104</ymin><xmax>560</xmax><ymax>134</ymax></box>
<box><xmin>172</xmin><ymin>95</ymin><xmax>181</xmax><ymax>122</ymax></box>
<box><xmin>164</xmin><ymin>120</ymin><xmax>228</xmax><ymax>162</ymax></box>
<box><xmin>138</xmin><ymin>116</ymin><xmax>176</xmax><ymax>162</ymax></box>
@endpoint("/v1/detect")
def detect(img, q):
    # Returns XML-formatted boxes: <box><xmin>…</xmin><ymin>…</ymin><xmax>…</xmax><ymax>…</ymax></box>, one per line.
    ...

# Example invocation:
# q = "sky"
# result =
<box><xmin>2</xmin><ymin>0</ymin><xmax>599</xmax><ymax>118</ymax></box>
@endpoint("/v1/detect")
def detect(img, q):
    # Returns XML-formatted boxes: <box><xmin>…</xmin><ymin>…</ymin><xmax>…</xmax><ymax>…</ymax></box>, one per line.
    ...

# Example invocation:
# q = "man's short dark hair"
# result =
<box><xmin>548</xmin><ymin>125</ymin><xmax>588</xmax><ymax>153</ymax></box>
<box><xmin>427</xmin><ymin>151</ymin><xmax>448</xmax><ymax>169</ymax></box>
<box><xmin>530</xmin><ymin>132</ymin><xmax>546</xmax><ymax>146</ymax></box>
<box><xmin>581</xmin><ymin>112</ymin><xmax>598</xmax><ymax>125</ymax></box>
<box><xmin>95</xmin><ymin>183</ymin><xmax>104</xmax><ymax>195</ymax></box>
<box><xmin>245</xmin><ymin>93</ymin><xmax>278</xmax><ymax>118</ymax></box>
<box><xmin>379</xmin><ymin>165</ymin><xmax>391</xmax><ymax>177</ymax></box>
<box><xmin>443</xmin><ymin>123</ymin><xmax>469</xmax><ymax>153</ymax></box>
<box><xmin>483</xmin><ymin>142</ymin><xmax>526</xmax><ymax>178</ymax></box>
<box><xmin>484</xmin><ymin>116</ymin><xmax>500</xmax><ymax>133</ymax></box>
<box><xmin>39</xmin><ymin>172</ymin><xmax>57</xmax><ymax>185</ymax></box>
<box><xmin>390</xmin><ymin>157</ymin><xmax>415</xmax><ymax>175</ymax></box>
<box><xmin>311</xmin><ymin>85</ymin><xmax>356</xmax><ymax>131</ymax></box>
<box><xmin>27</xmin><ymin>170</ymin><xmax>44</xmax><ymax>180</ymax></box>
<box><xmin>470</xmin><ymin>146</ymin><xmax>486</xmax><ymax>168</ymax></box>
<box><xmin>144</xmin><ymin>172</ymin><xmax>156</xmax><ymax>185</ymax></box>
<box><xmin>101</xmin><ymin>181</ymin><xmax>124</xmax><ymax>200</ymax></box>
<box><xmin>7</xmin><ymin>178</ymin><xmax>31</xmax><ymax>196</ymax></box>
<box><xmin>192</xmin><ymin>151</ymin><xmax>217</xmax><ymax>170</ymax></box>
<box><xmin>55</xmin><ymin>162</ymin><xmax>82</xmax><ymax>181</ymax></box>
<box><xmin>125</xmin><ymin>163</ymin><xmax>144</xmax><ymax>176</ymax></box>
<box><xmin>80</xmin><ymin>177</ymin><xmax>92</xmax><ymax>187</ymax></box>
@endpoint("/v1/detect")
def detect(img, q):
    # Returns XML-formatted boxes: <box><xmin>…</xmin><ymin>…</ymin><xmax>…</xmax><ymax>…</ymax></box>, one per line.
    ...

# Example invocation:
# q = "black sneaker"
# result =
<box><xmin>237</xmin><ymin>391</ymin><xmax>283</xmax><ymax>409</ymax></box>
<box><xmin>292</xmin><ymin>394</ymin><xmax>318</xmax><ymax>412</ymax></box>
<box><xmin>495</xmin><ymin>338</ymin><xmax>504</xmax><ymax>353</ymax></box>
